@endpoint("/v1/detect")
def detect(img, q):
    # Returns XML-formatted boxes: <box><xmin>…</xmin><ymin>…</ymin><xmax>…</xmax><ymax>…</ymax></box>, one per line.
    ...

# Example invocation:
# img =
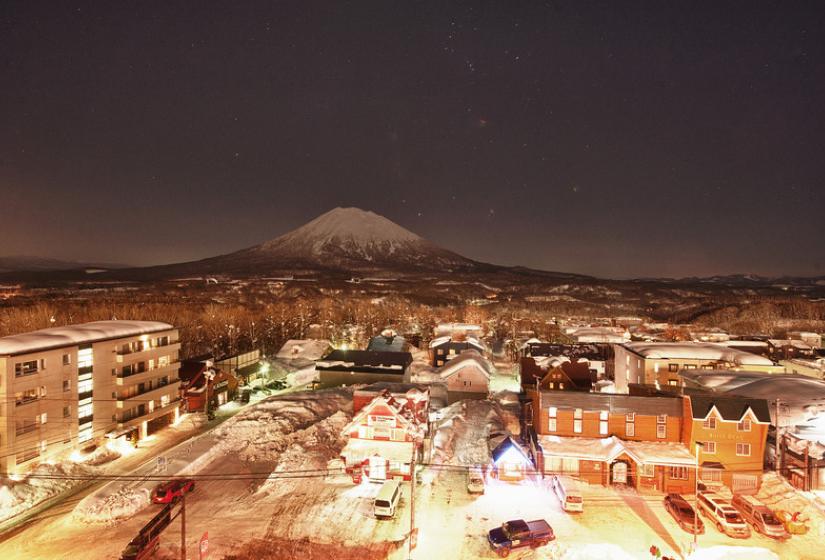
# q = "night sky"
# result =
<box><xmin>1</xmin><ymin>1</ymin><xmax>823</xmax><ymax>279</ymax></box>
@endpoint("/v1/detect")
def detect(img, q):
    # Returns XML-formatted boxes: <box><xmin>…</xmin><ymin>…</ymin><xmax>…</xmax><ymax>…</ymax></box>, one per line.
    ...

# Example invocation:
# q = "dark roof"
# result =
<box><xmin>178</xmin><ymin>360</ymin><xmax>208</xmax><ymax>381</ymax></box>
<box><xmin>317</xmin><ymin>350</ymin><xmax>413</xmax><ymax>373</ymax></box>
<box><xmin>490</xmin><ymin>436</ymin><xmax>531</xmax><ymax>464</ymax></box>
<box><xmin>525</xmin><ymin>343</ymin><xmax>610</xmax><ymax>361</ymax></box>
<box><xmin>356</xmin><ymin>382</ymin><xmax>429</xmax><ymax>394</ymax></box>
<box><xmin>367</xmin><ymin>335</ymin><xmax>407</xmax><ymax>353</ymax></box>
<box><xmin>539</xmin><ymin>391</ymin><xmax>683</xmax><ymax>417</ymax></box>
<box><xmin>688</xmin><ymin>395</ymin><xmax>771</xmax><ymax>423</ymax></box>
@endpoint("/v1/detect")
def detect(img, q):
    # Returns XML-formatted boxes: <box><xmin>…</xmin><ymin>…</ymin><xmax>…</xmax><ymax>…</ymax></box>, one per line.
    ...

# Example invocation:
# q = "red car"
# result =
<box><xmin>152</xmin><ymin>479</ymin><xmax>195</xmax><ymax>503</ymax></box>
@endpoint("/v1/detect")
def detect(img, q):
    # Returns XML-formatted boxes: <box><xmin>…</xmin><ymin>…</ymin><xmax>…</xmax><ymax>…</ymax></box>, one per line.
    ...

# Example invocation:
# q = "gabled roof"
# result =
<box><xmin>490</xmin><ymin>435</ymin><xmax>531</xmax><ymax>464</ymax></box>
<box><xmin>341</xmin><ymin>393</ymin><xmax>426</xmax><ymax>437</ymax></box>
<box><xmin>688</xmin><ymin>395</ymin><xmax>771</xmax><ymax>423</ymax></box>
<box><xmin>437</xmin><ymin>350</ymin><xmax>495</xmax><ymax>381</ymax></box>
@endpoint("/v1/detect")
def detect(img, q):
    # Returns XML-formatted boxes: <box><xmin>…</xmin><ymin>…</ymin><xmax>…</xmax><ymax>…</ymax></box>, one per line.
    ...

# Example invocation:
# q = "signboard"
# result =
<box><xmin>199</xmin><ymin>531</ymin><xmax>209</xmax><ymax>559</ymax></box>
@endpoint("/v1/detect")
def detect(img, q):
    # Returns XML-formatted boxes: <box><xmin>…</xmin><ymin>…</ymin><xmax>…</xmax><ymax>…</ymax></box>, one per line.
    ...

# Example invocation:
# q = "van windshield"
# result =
<box><xmin>724</xmin><ymin>512</ymin><xmax>743</xmax><ymax>523</ymax></box>
<box><xmin>567</xmin><ymin>496</ymin><xmax>582</xmax><ymax>503</ymax></box>
<box><xmin>375</xmin><ymin>500</ymin><xmax>390</xmax><ymax>508</ymax></box>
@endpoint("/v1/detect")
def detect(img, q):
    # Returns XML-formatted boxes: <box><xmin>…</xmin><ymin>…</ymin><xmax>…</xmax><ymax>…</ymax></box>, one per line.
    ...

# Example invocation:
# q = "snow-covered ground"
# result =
<box><xmin>2</xmin><ymin>391</ymin><xmax>824</xmax><ymax>560</ymax></box>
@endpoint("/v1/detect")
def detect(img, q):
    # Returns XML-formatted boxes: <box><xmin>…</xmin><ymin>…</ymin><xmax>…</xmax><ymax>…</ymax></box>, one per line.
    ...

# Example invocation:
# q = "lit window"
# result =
<box><xmin>737</xmin><ymin>418</ymin><xmax>751</xmax><ymax>432</ymax></box>
<box><xmin>574</xmin><ymin>408</ymin><xmax>582</xmax><ymax>434</ymax></box>
<box><xmin>736</xmin><ymin>443</ymin><xmax>751</xmax><ymax>456</ymax></box>
<box><xmin>641</xmin><ymin>463</ymin><xmax>655</xmax><ymax>477</ymax></box>
<box><xmin>599</xmin><ymin>411</ymin><xmax>608</xmax><ymax>435</ymax></box>
<box><xmin>704</xmin><ymin>441</ymin><xmax>716</xmax><ymax>454</ymax></box>
<box><xmin>702</xmin><ymin>416</ymin><xmax>717</xmax><ymax>430</ymax></box>
<box><xmin>657</xmin><ymin>424</ymin><xmax>666</xmax><ymax>439</ymax></box>
<box><xmin>668</xmin><ymin>364</ymin><xmax>679</xmax><ymax>372</ymax></box>
<box><xmin>548</xmin><ymin>407</ymin><xmax>557</xmax><ymax>432</ymax></box>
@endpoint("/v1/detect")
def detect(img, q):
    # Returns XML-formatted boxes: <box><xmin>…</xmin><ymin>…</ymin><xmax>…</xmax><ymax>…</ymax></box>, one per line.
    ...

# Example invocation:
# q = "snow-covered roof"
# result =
<box><xmin>623</xmin><ymin>342</ymin><xmax>774</xmax><ymax>366</ymax></box>
<box><xmin>275</xmin><ymin>339</ymin><xmax>332</xmax><ymax>361</ymax></box>
<box><xmin>437</xmin><ymin>350</ymin><xmax>495</xmax><ymax>381</ymax></box>
<box><xmin>768</xmin><ymin>339</ymin><xmax>813</xmax><ymax>350</ymax></box>
<box><xmin>621</xmin><ymin>440</ymin><xmax>697</xmax><ymax>466</ymax></box>
<box><xmin>538</xmin><ymin>435</ymin><xmax>624</xmax><ymax>461</ymax></box>
<box><xmin>340</xmin><ymin>438</ymin><xmax>414</xmax><ymax>464</ymax></box>
<box><xmin>538</xmin><ymin>435</ymin><xmax>696</xmax><ymax>466</ymax></box>
<box><xmin>0</xmin><ymin>320</ymin><xmax>175</xmax><ymax>356</ymax></box>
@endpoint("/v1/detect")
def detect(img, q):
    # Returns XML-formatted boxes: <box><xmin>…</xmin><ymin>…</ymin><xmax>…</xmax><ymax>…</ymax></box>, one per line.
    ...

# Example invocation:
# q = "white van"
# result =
<box><xmin>697</xmin><ymin>491</ymin><xmax>750</xmax><ymax>538</ymax></box>
<box><xmin>552</xmin><ymin>475</ymin><xmax>583</xmax><ymax>513</ymax></box>
<box><xmin>374</xmin><ymin>480</ymin><xmax>401</xmax><ymax>519</ymax></box>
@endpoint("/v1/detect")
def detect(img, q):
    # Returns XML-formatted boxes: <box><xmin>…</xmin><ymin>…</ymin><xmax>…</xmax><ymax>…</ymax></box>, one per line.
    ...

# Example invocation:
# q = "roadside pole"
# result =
<box><xmin>408</xmin><ymin>442</ymin><xmax>417</xmax><ymax>560</ymax></box>
<box><xmin>181</xmin><ymin>493</ymin><xmax>187</xmax><ymax>560</ymax></box>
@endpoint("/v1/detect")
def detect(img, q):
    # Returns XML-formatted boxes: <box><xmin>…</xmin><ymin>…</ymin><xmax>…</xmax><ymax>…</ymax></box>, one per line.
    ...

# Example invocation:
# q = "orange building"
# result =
<box><xmin>530</xmin><ymin>391</ymin><xmax>697</xmax><ymax>493</ymax></box>
<box><xmin>682</xmin><ymin>395</ymin><xmax>771</xmax><ymax>493</ymax></box>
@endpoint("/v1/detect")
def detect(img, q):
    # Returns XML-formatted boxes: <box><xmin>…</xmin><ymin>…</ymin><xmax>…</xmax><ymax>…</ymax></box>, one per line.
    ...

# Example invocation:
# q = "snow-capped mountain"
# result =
<box><xmin>139</xmin><ymin>207</ymin><xmax>485</xmax><ymax>276</ymax></box>
<box><xmin>249</xmin><ymin>207</ymin><xmax>476</xmax><ymax>270</ymax></box>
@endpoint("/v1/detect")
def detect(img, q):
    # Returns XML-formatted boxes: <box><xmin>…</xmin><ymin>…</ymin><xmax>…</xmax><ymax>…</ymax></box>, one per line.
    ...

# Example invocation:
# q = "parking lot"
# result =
<box><xmin>412</xmin><ymin>470</ymin><xmax>825</xmax><ymax>560</ymax></box>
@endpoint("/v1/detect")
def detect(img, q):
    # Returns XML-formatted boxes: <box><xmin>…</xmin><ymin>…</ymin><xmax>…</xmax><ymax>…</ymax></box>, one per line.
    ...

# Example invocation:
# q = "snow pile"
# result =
<box><xmin>756</xmin><ymin>473</ymin><xmax>825</xmax><ymax>536</ymax></box>
<box><xmin>212</xmin><ymin>388</ymin><xmax>353</xmax><ymax>462</ymax></box>
<box><xmin>687</xmin><ymin>546</ymin><xmax>779</xmax><ymax>560</ymax></box>
<box><xmin>258</xmin><ymin>410</ymin><xmax>351</xmax><ymax>494</ymax></box>
<box><xmin>560</xmin><ymin>543</ymin><xmax>635</xmax><ymax>560</ymax></box>
<box><xmin>73</xmin><ymin>486</ymin><xmax>151</xmax><ymax>524</ymax></box>
<box><xmin>431</xmin><ymin>399</ymin><xmax>520</xmax><ymax>466</ymax></box>
<box><xmin>79</xmin><ymin>444</ymin><xmax>123</xmax><ymax>466</ymax></box>
<box><xmin>0</xmin><ymin>462</ymin><xmax>96</xmax><ymax>522</ymax></box>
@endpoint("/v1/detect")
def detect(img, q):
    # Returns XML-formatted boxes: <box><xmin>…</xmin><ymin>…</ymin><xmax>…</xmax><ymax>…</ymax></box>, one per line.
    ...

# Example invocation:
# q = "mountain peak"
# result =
<box><xmin>260</xmin><ymin>207</ymin><xmax>423</xmax><ymax>251</ymax></box>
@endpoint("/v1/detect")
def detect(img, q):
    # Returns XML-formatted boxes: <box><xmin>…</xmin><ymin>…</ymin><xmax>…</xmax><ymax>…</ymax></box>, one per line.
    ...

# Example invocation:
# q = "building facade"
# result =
<box><xmin>613</xmin><ymin>342</ymin><xmax>782</xmax><ymax>393</ymax></box>
<box><xmin>340</xmin><ymin>391</ymin><xmax>427</xmax><ymax>482</ymax></box>
<box><xmin>0</xmin><ymin>320</ymin><xmax>181</xmax><ymax>474</ymax></box>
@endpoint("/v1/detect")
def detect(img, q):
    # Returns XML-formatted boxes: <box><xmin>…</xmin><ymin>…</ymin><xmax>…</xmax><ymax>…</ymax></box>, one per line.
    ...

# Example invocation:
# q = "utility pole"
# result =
<box><xmin>693</xmin><ymin>441</ymin><xmax>704</xmax><ymax>555</ymax></box>
<box><xmin>774</xmin><ymin>399</ymin><xmax>781</xmax><ymax>473</ymax></box>
<box><xmin>181</xmin><ymin>493</ymin><xmax>187</xmax><ymax>560</ymax></box>
<box><xmin>408</xmin><ymin>441</ymin><xmax>418</xmax><ymax>560</ymax></box>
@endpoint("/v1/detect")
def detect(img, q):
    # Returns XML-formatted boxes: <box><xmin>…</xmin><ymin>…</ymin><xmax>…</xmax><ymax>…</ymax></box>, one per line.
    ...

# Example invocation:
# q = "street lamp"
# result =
<box><xmin>693</xmin><ymin>440</ymin><xmax>705</xmax><ymax>552</ymax></box>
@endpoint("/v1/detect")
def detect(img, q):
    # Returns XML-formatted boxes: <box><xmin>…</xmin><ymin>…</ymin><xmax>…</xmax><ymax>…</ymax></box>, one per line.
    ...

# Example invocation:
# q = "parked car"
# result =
<box><xmin>467</xmin><ymin>466</ymin><xmax>485</xmax><ymax>494</ymax></box>
<box><xmin>776</xmin><ymin>510</ymin><xmax>809</xmax><ymax>535</ymax></box>
<box><xmin>663</xmin><ymin>493</ymin><xmax>704</xmax><ymax>534</ymax></box>
<box><xmin>487</xmin><ymin>519</ymin><xmax>555</xmax><ymax>557</ymax></box>
<box><xmin>373</xmin><ymin>480</ymin><xmax>401</xmax><ymax>519</ymax></box>
<box><xmin>732</xmin><ymin>494</ymin><xmax>789</xmax><ymax>539</ymax></box>
<box><xmin>552</xmin><ymin>475</ymin><xmax>583</xmax><ymax>512</ymax></box>
<box><xmin>152</xmin><ymin>478</ymin><xmax>196</xmax><ymax>504</ymax></box>
<box><xmin>696</xmin><ymin>492</ymin><xmax>750</xmax><ymax>538</ymax></box>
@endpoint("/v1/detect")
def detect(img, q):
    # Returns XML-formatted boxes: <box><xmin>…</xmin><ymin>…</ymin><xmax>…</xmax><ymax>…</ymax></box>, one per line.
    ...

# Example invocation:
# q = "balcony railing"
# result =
<box><xmin>14</xmin><ymin>368</ymin><xmax>39</xmax><ymax>378</ymax></box>
<box><xmin>15</xmin><ymin>396</ymin><xmax>39</xmax><ymax>407</ymax></box>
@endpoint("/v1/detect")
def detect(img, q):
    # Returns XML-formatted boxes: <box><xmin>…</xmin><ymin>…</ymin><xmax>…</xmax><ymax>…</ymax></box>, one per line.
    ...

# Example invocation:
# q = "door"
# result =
<box><xmin>369</xmin><ymin>456</ymin><xmax>387</xmax><ymax>481</ymax></box>
<box><xmin>611</xmin><ymin>461</ymin><xmax>628</xmax><ymax>485</ymax></box>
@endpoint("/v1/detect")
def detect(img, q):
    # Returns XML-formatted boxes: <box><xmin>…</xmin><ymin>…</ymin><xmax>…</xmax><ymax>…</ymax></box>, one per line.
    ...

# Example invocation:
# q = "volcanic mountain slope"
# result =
<box><xmin>136</xmin><ymin>207</ymin><xmax>495</xmax><ymax>276</ymax></box>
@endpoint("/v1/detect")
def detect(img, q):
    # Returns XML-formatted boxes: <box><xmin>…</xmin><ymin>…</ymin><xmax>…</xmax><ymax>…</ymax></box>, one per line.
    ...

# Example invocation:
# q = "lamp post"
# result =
<box><xmin>693</xmin><ymin>441</ymin><xmax>705</xmax><ymax>553</ymax></box>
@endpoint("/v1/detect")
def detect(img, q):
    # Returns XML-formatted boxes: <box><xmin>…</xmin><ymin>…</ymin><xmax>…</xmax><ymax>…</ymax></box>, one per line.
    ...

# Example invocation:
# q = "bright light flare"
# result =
<box><xmin>106</xmin><ymin>437</ymin><xmax>136</xmax><ymax>457</ymax></box>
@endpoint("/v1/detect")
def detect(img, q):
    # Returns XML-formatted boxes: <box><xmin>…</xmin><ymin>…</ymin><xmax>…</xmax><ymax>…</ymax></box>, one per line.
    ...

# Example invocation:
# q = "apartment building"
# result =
<box><xmin>0</xmin><ymin>320</ymin><xmax>181</xmax><ymax>474</ymax></box>
<box><xmin>612</xmin><ymin>342</ymin><xmax>783</xmax><ymax>392</ymax></box>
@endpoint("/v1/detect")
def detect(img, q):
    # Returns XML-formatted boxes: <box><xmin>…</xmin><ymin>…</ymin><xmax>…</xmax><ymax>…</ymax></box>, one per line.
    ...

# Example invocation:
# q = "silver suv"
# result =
<box><xmin>732</xmin><ymin>494</ymin><xmax>789</xmax><ymax>540</ymax></box>
<box><xmin>697</xmin><ymin>492</ymin><xmax>751</xmax><ymax>538</ymax></box>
